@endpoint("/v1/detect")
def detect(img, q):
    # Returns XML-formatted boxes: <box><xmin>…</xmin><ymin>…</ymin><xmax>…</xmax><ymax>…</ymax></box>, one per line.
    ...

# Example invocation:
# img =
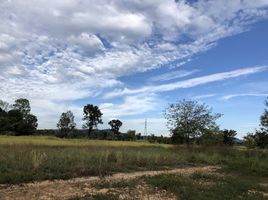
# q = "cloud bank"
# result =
<box><xmin>1</xmin><ymin>0</ymin><xmax>268</xmax><ymax>129</ymax></box>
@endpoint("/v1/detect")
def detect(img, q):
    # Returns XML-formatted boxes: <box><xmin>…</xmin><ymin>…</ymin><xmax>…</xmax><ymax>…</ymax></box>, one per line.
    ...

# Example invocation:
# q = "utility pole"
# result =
<box><xmin>144</xmin><ymin>119</ymin><xmax>147</xmax><ymax>139</ymax></box>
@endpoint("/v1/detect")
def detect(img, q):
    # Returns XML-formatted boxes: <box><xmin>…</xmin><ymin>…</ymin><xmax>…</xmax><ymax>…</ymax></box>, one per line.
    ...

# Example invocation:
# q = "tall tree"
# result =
<box><xmin>57</xmin><ymin>111</ymin><xmax>76</xmax><ymax>136</ymax></box>
<box><xmin>164</xmin><ymin>99</ymin><xmax>222</xmax><ymax>144</ymax></box>
<box><xmin>108</xmin><ymin>119</ymin><xmax>122</xmax><ymax>135</ymax></box>
<box><xmin>13</xmin><ymin>98</ymin><xmax>30</xmax><ymax>119</ymax></box>
<box><xmin>12</xmin><ymin>98</ymin><xmax>38</xmax><ymax>134</ymax></box>
<box><xmin>82</xmin><ymin>104</ymin><xmax>103</xmax><ymax>136</ymax></box>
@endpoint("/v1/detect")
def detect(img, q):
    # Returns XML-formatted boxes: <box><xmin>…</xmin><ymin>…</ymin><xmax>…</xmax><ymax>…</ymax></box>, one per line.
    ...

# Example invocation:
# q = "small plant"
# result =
<box><xmin>30</xmin><ymin>150</ymin><xmax>47</xmax><ymax>169</ymax></box>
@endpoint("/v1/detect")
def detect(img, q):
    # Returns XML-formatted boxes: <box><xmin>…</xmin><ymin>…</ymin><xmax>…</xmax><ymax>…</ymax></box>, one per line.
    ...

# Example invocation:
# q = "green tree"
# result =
<box><xmin>244</xmin><ymin>134</ymin><xmax>256</xmax><ymax>149</ymax></box>
<box><xmin>0</xmin><ymin>100</ymin><xmax>11</xmax><ymax>112</ymax></box>
<box><xmin>17</xmin><ymin>114</ymin><xmax>38</xmax><ymax>134</ymax></box>
<box><xmin>164</xmin><ymin>99</ymin><xmax>222</xmax><ymax>144</ymax></box>
<box><xmin>126</xmin><ymin>130</ymin><xmax>136</xmax><ymax>141</ymax></box>
<box><xmin>10</xmin><ymin>98</ymin><xmax>38</xmax><ymax>134</ymax></box>
<box><xmin>255</xmin><ymin>130</ymin><xmax>268</xmax><ymax>149</ymax></box>
<box><xmin>199</xmin><ymin>128</ymin><xmax>223</xmax><ymax>146</ymax></box>
<box><xmin>6</xmin><ymin>109</ymin><xmax>23</xmax><ymax>132</ymax></box>
<box><xmin>83</xmin><ymin>104</ymin><xmax>103</xmax><ymax>136</ymax></box>
<box><xmin>260</xmin><ymin>97</ymin><xmax>268</xmax><ymax>132</ymax></box>
<box><xmin>222</xmin><ymin>129</ymin><xmax>237</xmax><ymax>145</ymax></box>
<box><xmin>13</xmin><ymin>98</ymin><xmax>30</xmax><ymax>119</ymax></box>
<box><xmin>108</xmin><ymin>119</ymin><xmax>122</xmax><ymax>135</ymax></box>
<box><xmin>57</xmin><ymin>111</ymin><xmax>76</xmax><ymax>137</ymax></box>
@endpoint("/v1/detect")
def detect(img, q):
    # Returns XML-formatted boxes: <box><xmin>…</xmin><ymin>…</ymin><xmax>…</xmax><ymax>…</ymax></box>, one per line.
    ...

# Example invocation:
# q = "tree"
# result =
<box><xmin>126</xmin><ymin>130</ymin><xmax>136</xmax><ymax>141</ymax></box>
<box><xmin>255</xmin><ymin>130</ymin><xmax>268</xmax><ymax>149</ymax></box>
<box><xmin>13</xmin><ymin>98</ymin><xmax>30</xmax><ymax>119</ymax></box>
<box><xmin>199</xmin><ymin>128</ymin><xmax>223</xmax><ymax>146</ymax></box>
<box><xmin>260</xmin><ymin>97</ymin><xmax>268</xmax><ymax>132</ymax></box>
<box><xmin>57</xmin><ymin>111</ymin><xmax>76</xmax><ymax>137</ymax></box>
<box><xmin>164</xmin><ymin>99</ymin><xmax>222</xmax><ymax>144</ymax></box>
<box><xmin>222</xmin><ymin>129</ymin><xmax>237</xmax><ymax>145</ymax></box>
<box><xmin>0</xmin><ymin>100</ymin><xmax>11</xmax><ymax>112</ymax></box>
<box><xmin>83</xmin><ymin>104</ymin><xmax>103</xmax><ymax>136</ymax></box>
<box><xmin>244</xmin><ymin>134</ymin><xmax>256</xmax><ymax>149</ymax></box>
<box><xmin>6</xmin><ymin>109</ymin><xmax>23</xmax><ymax>132</ymax></box>
<box><xmin>17</xmin><ymin>114</ymin><xmax>38</xmax><ymax>134</ymax></box>
<box><xmin>9</xmin><ymin>98</ymin><xmax>38</xmax><ymax>134</ymax></box>
<box><xmin>108</xmin><ymin>119</ymin><xmax>122</xmax><ymax>135</ymax></box>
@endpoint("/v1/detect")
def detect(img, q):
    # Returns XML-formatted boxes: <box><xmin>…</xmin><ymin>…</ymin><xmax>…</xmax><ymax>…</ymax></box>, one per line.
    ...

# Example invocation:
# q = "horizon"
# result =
<box><xmin>1</xmin><ymin>0</ymin><xmax>268</xmax><ymax>138</ymax></box>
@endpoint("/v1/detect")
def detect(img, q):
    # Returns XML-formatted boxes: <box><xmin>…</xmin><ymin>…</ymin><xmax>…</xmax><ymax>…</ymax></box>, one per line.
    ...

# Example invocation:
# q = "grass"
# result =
<box><xmin>70</xmin><ymin>193</ymin><xmax>120</xmax><ymax>200</ymax></box>
<box><xmin>0</xmin><ymin>135</ymin><xmax>268</xmax><ymax>184</ymax></box>
<box><xmin>145</xmin><ymin>172</ymin><xmax>268</xmax><ymax>200</ymax></box>
<box><xmin>0</xmin><ymin>135</ymin><xmax>172</xmax><ymax>148</ymax></box>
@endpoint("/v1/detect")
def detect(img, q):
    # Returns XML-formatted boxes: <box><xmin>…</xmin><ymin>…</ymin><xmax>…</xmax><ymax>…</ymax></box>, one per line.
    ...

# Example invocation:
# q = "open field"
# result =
<box><xmin>0</xmin><ymin>135</ymin><xmax>268</xmax><ymax>199</ymax></box>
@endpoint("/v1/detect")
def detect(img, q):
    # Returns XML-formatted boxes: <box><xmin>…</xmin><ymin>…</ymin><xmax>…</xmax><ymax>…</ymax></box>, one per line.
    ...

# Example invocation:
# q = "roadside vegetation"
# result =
<box><xmin>0</xmin><ymin>135</ymin><xmax>268</xmax><ymax>185</ymax></box>
<box><xmin>0</xmin><ymin>97</ymin><xmax>268</xmax><ymax>199</ymax></box>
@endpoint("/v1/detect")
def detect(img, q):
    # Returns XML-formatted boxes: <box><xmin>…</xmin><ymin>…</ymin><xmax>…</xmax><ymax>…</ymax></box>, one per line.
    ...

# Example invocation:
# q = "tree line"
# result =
<box><xmin>56</xmin><ymin>104</ymin><xmax>123</xmax><ymax>138</ymax></box>
<box><xmin>0</xmin><ymin>99</ymin><xmax>38</xmax><ymax>134</ymax></box>
<box><xmin>0</xmin><ymin>97</ymin><xmax>268</xmax><ymax>148</ymax></box>
<box><xmin>164</xmin><ymin>98</ymin><xmax>268</xmax><ymax>148</ymax></box>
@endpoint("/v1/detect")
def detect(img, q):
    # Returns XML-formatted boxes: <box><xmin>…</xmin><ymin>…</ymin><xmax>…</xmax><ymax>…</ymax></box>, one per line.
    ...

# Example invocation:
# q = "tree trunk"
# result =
<box><xmin>88</xmin><ymin>126</ymin><xmax>92</xmax><ymax>138</ymax></box>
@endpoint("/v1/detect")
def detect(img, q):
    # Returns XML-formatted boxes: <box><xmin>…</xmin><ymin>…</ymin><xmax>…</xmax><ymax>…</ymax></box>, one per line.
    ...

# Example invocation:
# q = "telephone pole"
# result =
<box><xmin>144</xmin><ymin>119</ymin><xmax>147</xmax><ymax>138</ymax></box>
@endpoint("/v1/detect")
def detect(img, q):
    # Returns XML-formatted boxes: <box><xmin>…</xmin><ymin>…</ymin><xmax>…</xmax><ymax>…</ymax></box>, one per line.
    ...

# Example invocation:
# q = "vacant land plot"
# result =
<box><xmin>0</xmin><ymin>136</ymin><xmax>268</xmax><ymax>199</ymax></box>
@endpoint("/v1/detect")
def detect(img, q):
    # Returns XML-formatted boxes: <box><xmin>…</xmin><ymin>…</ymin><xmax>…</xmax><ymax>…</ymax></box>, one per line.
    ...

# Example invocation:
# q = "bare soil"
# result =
<box><xmin>0</xmin><ymin>165</ymin><xmax>220</xmax><ymax>200</ymax></box>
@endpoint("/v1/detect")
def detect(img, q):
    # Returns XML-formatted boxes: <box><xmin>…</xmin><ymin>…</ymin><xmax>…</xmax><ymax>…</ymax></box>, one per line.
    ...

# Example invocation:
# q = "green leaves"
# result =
<box><xmin>83</xmin><ymin>104</ymin><xmax>103</xmax><ymax>135</ymax></box>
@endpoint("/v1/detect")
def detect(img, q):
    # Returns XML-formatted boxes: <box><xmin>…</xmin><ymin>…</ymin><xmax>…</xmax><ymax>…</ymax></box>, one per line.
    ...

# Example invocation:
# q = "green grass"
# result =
<box><xmin>0</xmin><ymin>135</ymin><xmax>172</xmax><ymax>148</ymax></box>
<box><xmin>0</xmin><ymin>135</ymin><xmax>268</xmax><ymax>184</ymax></box>
<box><xmin>145</xmin><ymin>172</ymin><xmax>268</xmax><ymax>200</ymax></box>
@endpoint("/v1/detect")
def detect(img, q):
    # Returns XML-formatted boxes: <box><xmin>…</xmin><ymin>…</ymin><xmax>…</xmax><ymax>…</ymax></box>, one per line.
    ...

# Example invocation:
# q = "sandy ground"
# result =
<box><xmin>0</xmin><ymin>166</ymin><xmax>220</xmax><ymax>200</ymax></box>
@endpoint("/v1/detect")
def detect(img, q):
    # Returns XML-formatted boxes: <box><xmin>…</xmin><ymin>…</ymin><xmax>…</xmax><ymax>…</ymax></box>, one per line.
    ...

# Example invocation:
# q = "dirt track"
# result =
<box><xmin>0</xmin><ymin>165</ymin><xmax>220</xmax><ymax>200</ymax></box>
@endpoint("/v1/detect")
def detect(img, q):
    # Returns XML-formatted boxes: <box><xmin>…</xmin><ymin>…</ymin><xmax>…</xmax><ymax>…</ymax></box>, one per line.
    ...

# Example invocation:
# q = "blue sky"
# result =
<box><xmin>1</xmin><ymin>0</ymin><xmax>268</xmax><ymax>138</ymax></box>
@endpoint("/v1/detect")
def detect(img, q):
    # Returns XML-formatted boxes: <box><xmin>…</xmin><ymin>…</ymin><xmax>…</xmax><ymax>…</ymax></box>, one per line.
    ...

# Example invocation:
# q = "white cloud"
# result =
<box><xmin>104</xmin><ymin>66</ymin><xmax>268</xmax><ymax>98</ymax></box>
<box><xmin>100</xmin><ymin>94</ymin><xmax>158</xmax><ymax>118</ymax></box>
<box><xmin>193</xmin><ymin>94</ymin><xmax>217</xmax><ymax>99</ymax></box>
<box><xmin>149</xmin><ymin>69</ymin><xmax>199</xmax><ymax>82</ymax></box>
<box><xmin>221</xmin><ymin>93</ymin><xmax>268</xmax><ymax>100</ymax></box>
<box><xmin>1</xmin><ymin>0</ymin><xmax>268</xmax><ymax>128</ymax></box>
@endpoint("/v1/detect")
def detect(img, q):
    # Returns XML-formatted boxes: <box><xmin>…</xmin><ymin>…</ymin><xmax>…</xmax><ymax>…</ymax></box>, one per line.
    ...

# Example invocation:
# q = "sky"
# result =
<box><xmin>1</xmin><ymin>0</ymin><xmax>268</xmax><ymax>138</ymax></box>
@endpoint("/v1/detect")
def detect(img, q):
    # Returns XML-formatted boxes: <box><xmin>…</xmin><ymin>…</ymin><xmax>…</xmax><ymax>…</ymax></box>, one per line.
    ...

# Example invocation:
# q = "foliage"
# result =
<box><xmin>57</xmin><ymin>111</ymin><xmax>76</xmax><ymax>137</ymax></box>
<box><xmin>255</xmin><ymin>130</ymin><xmax>268</xmax><ymax>149</ymax></box>
<box><xmin>0</xmin><ymin>99</ymin><xmax>38</xmax><ymax>134</ymax></box>
<box><xmin>108</xmin><ymin>119</ymin><xmax>122</xmax><ymax>135</ymax></box>
<box><xmin>82</xmin><ymin>104</ymin><xmax>103</xmax><ymax>136</ymax></box>
<box><xmin>13</xmin><ymin>98</ymin><xmax>31</xmax><ymax>119</ymax></box>
<box><xmin>0</xmin><ymin>100</ymin><xmax>11</xmax><ymax>112</ymax></box>
<box><xmin>198</xmin><ymin>129</ymin><xmax>223</xmax><ymax>146</ymax></box>
<box><xmin>247</xmin><ymin>98</ymin><xmax>268</xmax><ymax>149</ymax></box>
<box><xmin>126</xmin><ymin>129</ymin><xmax>136</xmax><ymax>141</ymax></box>
<box><xmin>244</xmin><ymin>134</ymin><xmax>256</xmax><ymax>149</ymax></box>
<box><xmin>222</xmin><ymin>129</ymin><xmax>237</xmax><ymax>145</ymax></box>
<box><xmin>1</xmin><ymin>136</ymin><xmax>268</xmax><ymax>184</ymax></box>
<box><xmin>260</xmin><ymin>97</ymin><xmax>268</xmax><ymax>131</ymax></box>
<box><xmin>164</xmin><ymin>99</ymin><xmax>222</xmax><ymax>144</ymax></box>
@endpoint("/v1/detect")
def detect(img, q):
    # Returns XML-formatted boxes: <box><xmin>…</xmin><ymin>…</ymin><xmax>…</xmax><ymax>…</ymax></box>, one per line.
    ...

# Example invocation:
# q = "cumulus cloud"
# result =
<box><xmin>1</xmin><ymin>0</ymin><xmax>268</xmax><ymax>128</ymax></box>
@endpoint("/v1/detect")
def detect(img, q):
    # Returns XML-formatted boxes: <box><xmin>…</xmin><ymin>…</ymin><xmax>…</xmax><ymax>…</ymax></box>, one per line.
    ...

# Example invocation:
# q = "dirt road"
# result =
<box><xmin>0</xmin><ymin>165</ymin><xmax>220</xmax><ymax>200</ymax></box>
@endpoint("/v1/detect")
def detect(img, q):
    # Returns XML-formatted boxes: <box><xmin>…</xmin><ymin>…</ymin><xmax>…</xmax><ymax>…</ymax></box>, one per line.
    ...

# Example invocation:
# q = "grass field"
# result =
<box><xmin>0</xmin><ymin>135</ymin><xmax>268</xmax><ymax>199</ymax></box>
